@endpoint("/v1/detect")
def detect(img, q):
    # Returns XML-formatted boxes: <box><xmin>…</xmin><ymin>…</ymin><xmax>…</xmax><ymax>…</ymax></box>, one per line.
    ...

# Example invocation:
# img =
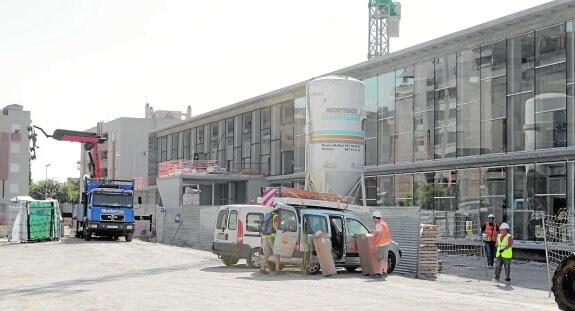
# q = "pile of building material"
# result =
<box><xmin>183</xmin><ymin>187</ymin><xmax>200</xmax><ymax>206</ymax></box>
<box><xmin>419</xmin><ymin>224</ymin><xmax>439</xmax><ymax>278</ymax></box>
<box><xmin>276</xmin><ymin>187</ymin><xmax>353</xmax><ymax>204</ymax></box>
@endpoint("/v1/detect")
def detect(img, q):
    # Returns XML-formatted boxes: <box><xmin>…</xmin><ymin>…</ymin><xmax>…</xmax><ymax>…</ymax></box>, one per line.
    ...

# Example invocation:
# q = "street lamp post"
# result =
<box><xmin>45</xmin><ymin>164</ymin><xmax>51</xmax><ymax>199</ymax></box>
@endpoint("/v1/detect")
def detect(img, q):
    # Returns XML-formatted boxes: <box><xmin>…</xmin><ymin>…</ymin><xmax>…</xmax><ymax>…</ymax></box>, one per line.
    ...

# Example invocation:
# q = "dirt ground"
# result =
<box><xmin>0</xmin><ymin>237</ymin><xmax>558</xmax><ymax>311</ymax></box>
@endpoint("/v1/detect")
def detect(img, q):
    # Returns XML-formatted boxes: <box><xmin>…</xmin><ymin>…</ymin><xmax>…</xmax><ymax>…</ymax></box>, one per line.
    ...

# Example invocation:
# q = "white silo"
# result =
<box><xmin>305</xmin><ymin>76</ymin><xmax>365</xmax><ymax>198</ymax></box>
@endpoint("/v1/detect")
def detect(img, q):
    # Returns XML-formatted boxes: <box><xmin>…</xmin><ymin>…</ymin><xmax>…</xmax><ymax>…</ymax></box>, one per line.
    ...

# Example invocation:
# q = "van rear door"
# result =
<box><xmin>214</xmin><ymin>208</ymin><xmax>230</xmax><ymax>252</ymax></box>
<box><xmin>272</xmin><ymin>204</ymin><xmax>299</xmax><ymax>258</ymax></box>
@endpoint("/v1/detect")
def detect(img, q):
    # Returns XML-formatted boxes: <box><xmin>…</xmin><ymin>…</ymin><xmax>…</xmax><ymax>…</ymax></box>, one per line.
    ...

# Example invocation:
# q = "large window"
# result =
<box><xmin>378</xmin><ymin>71</ymin><xmax>396</xmax><ymax>164</ymax></box>
<box><xmin>457</xmin><ymin>48</ymin><xmax>481</xmax><ymax>157</ymax></box>
<box><xmin>567</xmin><ymin>21</ymin><xmax>575</xmax><ymax>146</ymax></box>
<box><xmin>481</xmin><ymin>76</ymin><xmax>507</xmax><ymax>154</ymax></box>
<box><xmin>294</xmin><ymin>97</ymin><xmax>306</xmax><ymax>173</ymax></box>
<box><xmin>480</xmin><ymin>167</ymin><xmax>506</xmax><ymax>222</ymax></box>
<box><xmin>378</xmin><ymin>175</ymin><xmax>394</xmax><ymax>206</ymax></box>
<box><xmin>457</xmin><ymin>168</ymin><xmax>480</xmax><ymax>210</ymax></box>
<box><xmin>434</xmin><ymin>170</ymin><xmax>457</xmax><ymax>212</ymax></box>
<box><xmin>395</xmin><ymin>67</ymin><xmax>414</xmax><ymax>163</ymax></box>
<box><xmin>394</xmin><ymin>173</ymin><xmax>413</xmax><ymax>206</ymax></box>
<box><xmin>365</xmin><ymin>76</ymin><xmax>379</xmax><ymax>166</ymax></box>
<box><xmin>414</xmin><ymin>60</ymin><xmax>435</xmax><ymax>161</ymax></box>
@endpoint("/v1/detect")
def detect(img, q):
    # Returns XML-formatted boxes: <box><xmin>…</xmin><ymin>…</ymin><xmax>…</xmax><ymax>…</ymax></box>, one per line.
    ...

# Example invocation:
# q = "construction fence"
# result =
<box><xmin>142</xmin><ymin>203</ymin><xmax>489</xmax><ymax>279</ymax></box>
<box><xmin>542</xmin><ymin>212</ymin><xmax>575</xmax><ymax>290</ymax></box>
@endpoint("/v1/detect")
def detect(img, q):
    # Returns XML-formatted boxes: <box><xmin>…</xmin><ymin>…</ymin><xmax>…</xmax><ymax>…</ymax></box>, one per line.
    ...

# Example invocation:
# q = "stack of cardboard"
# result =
<box><xmin>357</xmin><ymin>233</ymin><xmax>378</xmax><ymax>276</ymax></box>
<box><xmin>419</xmin><ymin>224</ymin><xmax>439</xmax><ymax>277</ymax></box>
<box><xmin>312</xmin><ymin>231</ymin><xmax>337</xmax><ymax>277</ymax></box>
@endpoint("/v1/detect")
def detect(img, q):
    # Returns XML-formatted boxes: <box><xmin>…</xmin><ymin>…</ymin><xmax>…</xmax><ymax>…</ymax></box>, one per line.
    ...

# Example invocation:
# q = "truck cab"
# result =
<box><xmin>73</xmin><ymin>178</ymin><xmax>136</xmax><ymax>242</ymax></box>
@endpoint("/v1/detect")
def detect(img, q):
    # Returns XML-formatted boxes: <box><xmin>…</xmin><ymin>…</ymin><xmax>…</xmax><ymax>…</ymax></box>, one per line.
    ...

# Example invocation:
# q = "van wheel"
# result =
<box><xmin>301</xmin><ymin>261</ymin><xmax>320</xmax><ymax>275</ymax></box>
<box><xmin>387</xmin><ymin>251</ymin><xmax>397</xmax><ymax>274</ymax></box>
<box><xmin>221</xmin><ymin>256</ymin><xmax>240</xmax><ymax>266</ymax></box>
<box><xmin>345</xmin><ymin>267</ymin><xmax>358</xmax><ymax>272</ymax></box>
<box><xmin>247</xmin><ymin>248</ymin><xmax>262</xmax><ymax>269</ymax></box>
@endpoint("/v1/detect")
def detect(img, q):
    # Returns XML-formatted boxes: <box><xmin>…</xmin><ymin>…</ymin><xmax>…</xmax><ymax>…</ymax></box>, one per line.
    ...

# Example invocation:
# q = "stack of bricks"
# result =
<box><xmin>419</xmin><ymin>224</ymin><xmax>439</xmax><ymax>278</ymax></box>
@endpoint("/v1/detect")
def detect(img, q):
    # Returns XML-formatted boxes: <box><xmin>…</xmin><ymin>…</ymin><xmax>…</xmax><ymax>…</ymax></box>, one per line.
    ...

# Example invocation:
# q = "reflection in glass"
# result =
<box><xmin>535</xmin><ymin>23</ymin><xmax>566</xmax><ymax>67</ymax></box>
<box><xmin>507</xmin><ymin>92</ymin><xmax>534</xmax><ymax>152</ymax></box>
<box><xmin>480</xmin><ymin>167</ymin><xmax>506</xmax><ymax>223</ymax></box>
<box><xmin>457</xmin><ymin>48</ymin><xmax>480</xmax><ymax>104</ymax></box>
<box><xmin>480</xmin><ymin>40</ymin><xmax>506</xmax><ymax>79</ymax></box>
<box><xmin>457</xmin><ymin>168</ymin><xmax>480</xmax><ymax>210</ymax></box>
<box><xmin>378</xmin><ymin>175</ymin><xmax>394</xmax><ymax>206</ymax></box>
<box><xmin>508</xmin><ymin>32</ymin><xmax>535</xmax><ymax>94</ymax></box>
<box><xmin>457</xmin><ymin>103</ymin><xmax>480</xmax><ymax>156</ymax></box>
<box><xmin>395</xmin><ymin>174</ymin><xmax>413</xmax><ymax>206</ymax></box>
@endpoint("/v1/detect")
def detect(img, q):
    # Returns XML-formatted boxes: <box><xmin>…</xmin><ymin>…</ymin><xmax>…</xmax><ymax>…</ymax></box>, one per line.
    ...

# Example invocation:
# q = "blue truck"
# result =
<box><xmin>73</xmin><ymin>178</ymin><xmax>137</xmax><ymax>242</ymax></box>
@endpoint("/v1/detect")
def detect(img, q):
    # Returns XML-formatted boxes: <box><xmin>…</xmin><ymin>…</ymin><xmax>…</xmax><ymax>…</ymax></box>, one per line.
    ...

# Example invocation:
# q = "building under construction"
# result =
<box><xmin>142</xmin><ymin>0</ymin><xmax>575</xmax><ymax>251</ymax></box>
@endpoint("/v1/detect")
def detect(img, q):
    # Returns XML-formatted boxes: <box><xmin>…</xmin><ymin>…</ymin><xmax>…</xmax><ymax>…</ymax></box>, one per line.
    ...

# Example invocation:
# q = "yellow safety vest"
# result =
<box><xmin>496</xmin><ymin>233</ymin><xmax>512</xmax><ymax>259</ymax></box>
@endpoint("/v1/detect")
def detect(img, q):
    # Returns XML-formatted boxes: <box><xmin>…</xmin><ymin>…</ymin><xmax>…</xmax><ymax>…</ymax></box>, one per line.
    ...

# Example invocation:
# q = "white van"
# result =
<box><xmin>212</xmin><ymin>203</ymin><xmax>402</xmax><ymax>274</ymax></box>
<box><xmin>212</xmin><ymin>205</ymin><xmax>271</xmax><ymax>268</ymax></box>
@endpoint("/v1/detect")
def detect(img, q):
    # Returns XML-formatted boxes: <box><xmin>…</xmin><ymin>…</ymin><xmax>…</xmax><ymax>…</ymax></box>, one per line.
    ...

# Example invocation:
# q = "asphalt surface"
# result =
<box><xmin>0</xmin><ymin>237</ymin><xmax>558</xmax><ymax>311</ymax></box>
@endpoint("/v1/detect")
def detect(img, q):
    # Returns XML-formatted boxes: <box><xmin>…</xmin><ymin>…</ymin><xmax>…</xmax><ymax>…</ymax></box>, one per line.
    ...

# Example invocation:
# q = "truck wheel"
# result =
<box><xmin>387</xmin><ymin>252</ymin><xmax>397</xmax><ymax>274</ymax></box>
<box><xmin>553</xmin><ymin>254</ymin><xmax>575</xmax><ymax>311</ymax></box>
<box><xmin>247</xmin><ymin>248</ymin><xmax>263</xmax><ymax>269</ymax></box>
<box><xmin>221</xmin><ymin>256</ymin><xmax>240</xmax><ymax>266</ymax></box>
<box><xmin>84</xmin><ymin>230</ymin><xmax>92</xmax><ymax>241</ymax></box>
<box><xmin>125</xmin><ymin>233</ymin><xmax>133</xmax><ymax>242</ymax></box>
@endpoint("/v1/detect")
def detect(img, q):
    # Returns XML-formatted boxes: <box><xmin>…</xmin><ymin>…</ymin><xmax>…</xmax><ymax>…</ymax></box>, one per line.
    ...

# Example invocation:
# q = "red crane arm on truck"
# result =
<box><xmin>32</xmin><ymin>126</ymin><xmax>107</xmax><ymax>178</ymax></box>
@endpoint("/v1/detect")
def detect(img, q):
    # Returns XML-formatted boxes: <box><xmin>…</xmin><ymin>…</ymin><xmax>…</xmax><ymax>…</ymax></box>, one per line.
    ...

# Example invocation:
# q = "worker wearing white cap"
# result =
<box><xmin>493</xmin><ymin>222</ymin><xmax>513</xmax><ymax>283</ymax></box>
<box><xmin>481</xmin><ymin>213</ymin><xmax>498</xmax><ymax>269</ymax></box>
<box><xmin>372</xmin><ymin>211</ymin><xmax>392</xmax><ymax>278</ymax></box>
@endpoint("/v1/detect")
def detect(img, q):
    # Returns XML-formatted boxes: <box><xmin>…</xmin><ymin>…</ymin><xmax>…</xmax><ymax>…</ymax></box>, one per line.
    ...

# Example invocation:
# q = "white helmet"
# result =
<box><xmin>488</xmin><ymin>214</ymin><xmax>495</xmax><ymax>219</ymax></box>
<box><xmin>372</xmin><ymin>211</ymin><xmax>382</xmax><ymax>218</ymax></box>
<box><xmin>499</xmin><ymin>223</ymin><xmax>509</xmax><ymax>230</ymax></box>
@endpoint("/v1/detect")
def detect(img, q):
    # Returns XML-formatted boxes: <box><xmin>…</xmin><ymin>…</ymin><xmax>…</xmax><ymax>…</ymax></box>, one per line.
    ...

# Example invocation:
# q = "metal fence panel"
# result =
<box><xmin>353</xmin><ymin>207</ymin><xmax>420</xmax><ymax>276</ymax></box>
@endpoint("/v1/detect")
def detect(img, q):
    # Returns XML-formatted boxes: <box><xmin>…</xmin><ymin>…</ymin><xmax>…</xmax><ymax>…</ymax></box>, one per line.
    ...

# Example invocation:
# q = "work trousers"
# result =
<box><xmin>484</xmin><ymin>241</ymin><xmax>496</xmax><ymax>267</ymax></box>
<box><xmin>494</xmin><ymin>257</ymin><xmax>511</xmax><ymax>279</ymax></box>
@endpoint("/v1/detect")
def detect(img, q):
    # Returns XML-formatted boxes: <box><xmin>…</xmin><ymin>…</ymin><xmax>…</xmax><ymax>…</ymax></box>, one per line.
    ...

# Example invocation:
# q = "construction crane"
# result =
<box><xmin>29</xmin><ymin>126</ymin><xmax>106</xmax><ymax>178</ymax></box>
<box><xmin>368</xmin><ymin>0</ymin><xmax>401</xmax><ymax>59</ymax></box>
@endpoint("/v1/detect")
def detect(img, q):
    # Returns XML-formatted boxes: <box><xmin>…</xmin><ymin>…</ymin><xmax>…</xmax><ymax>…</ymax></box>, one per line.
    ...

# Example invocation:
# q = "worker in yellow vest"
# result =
<box><xmin>492</xmin><ymin>222</ymin><xmax>513</xmax><ymax>283</ymax></box>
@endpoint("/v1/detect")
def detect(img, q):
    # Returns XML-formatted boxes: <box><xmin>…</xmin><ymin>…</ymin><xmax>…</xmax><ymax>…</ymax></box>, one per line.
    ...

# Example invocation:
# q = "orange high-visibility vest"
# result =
<box><xmin>484</xmin><ymin>222</ymin><xmax>498</xmax><ymax>242</ymax></box>
<box><xmin>375</xmin><ymin>220</ymin><xmax>392</xmax><ymax>246</ymax></box>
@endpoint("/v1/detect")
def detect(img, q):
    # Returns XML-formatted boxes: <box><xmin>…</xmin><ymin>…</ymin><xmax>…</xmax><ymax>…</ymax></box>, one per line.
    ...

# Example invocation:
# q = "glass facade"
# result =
<box><xmin>154</xmin><ymin>18</ymin><xmax>575</xmax><ymax>242</ymax></box>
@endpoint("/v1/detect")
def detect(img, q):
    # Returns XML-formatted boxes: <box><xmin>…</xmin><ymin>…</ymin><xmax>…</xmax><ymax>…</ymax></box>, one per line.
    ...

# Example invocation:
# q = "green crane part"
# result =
<box><xmin>369</xmin><ymin>0</ymin><xmax>399</xmax><ymax>16</ymax></box>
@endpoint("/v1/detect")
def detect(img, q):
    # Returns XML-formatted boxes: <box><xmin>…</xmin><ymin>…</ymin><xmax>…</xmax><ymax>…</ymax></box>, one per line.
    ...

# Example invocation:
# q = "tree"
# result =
<box><xmin>29</xmin><ymin>179</ymin><xmax>79</xmax><ymax>203</ymax></box>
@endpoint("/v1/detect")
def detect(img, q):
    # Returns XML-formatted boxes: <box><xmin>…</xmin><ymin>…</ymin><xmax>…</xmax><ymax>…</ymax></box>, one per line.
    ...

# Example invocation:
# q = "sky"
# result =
<box><xmin>0</xmin><ymin>0</ymin><xmax>553</xmax><ymax>183</ymax></box>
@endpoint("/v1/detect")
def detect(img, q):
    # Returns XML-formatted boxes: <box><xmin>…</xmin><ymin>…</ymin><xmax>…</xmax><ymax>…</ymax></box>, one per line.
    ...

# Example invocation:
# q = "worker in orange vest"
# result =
<box><xmin>481</xmin><ymin>213</ymin><xmax>498</xmax><ymax>269</ymax></box>
<box><xmin>372</xmin><ymin>211</ymin><xmax>392</xmax><ymax>278</ymax></box>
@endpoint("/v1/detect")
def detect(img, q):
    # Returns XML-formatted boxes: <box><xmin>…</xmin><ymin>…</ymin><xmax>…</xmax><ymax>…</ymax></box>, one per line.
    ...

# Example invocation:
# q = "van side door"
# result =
<box><xmin>302</xmin><ymin>212</ymin><xmax>331</xmax><ymax>257</ymax></box>
<box><xmin>345</xmin><ymin>217</ymin><xmax>370</xmax><ymax>264</ymax></box>
<box><xmin>272</xmin><ymin>204</ymin><xmax>299</xmax><ymax>258</ymax></box>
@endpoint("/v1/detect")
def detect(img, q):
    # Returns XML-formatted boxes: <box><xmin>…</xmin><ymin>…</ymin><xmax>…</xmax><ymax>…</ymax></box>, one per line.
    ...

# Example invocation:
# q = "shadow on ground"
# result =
<box><xmin>2</xmin><ymin>263</ymin><xmax>194</xmax><ymax>298</ymax></box>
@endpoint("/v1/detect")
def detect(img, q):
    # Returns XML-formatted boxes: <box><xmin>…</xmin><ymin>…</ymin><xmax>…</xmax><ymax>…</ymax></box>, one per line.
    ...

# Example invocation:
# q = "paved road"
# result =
<box><xmin>0</xmin><ymin>238</ymin><xmax>557</xmax><ymax>311</ymax></box>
